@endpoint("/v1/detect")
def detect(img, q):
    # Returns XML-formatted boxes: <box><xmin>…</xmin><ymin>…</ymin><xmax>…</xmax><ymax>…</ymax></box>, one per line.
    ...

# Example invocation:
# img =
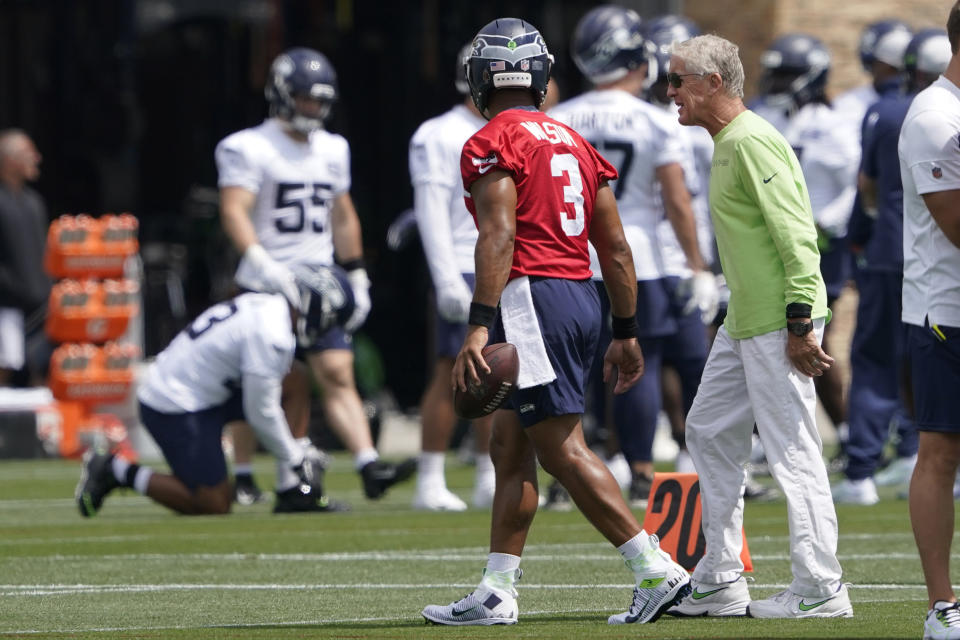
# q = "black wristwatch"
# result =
<box><xmin>787</xmin><ymin>320</ymin><xmax>813</xmax><ymax>337</ymax></box>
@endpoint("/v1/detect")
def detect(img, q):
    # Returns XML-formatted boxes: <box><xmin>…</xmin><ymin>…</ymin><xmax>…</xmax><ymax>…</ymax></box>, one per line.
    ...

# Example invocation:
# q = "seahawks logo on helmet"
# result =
<box><xmin>292</xmin><ymin>264</ymin><xmax>355</xmax><ymax>348</ymax></box>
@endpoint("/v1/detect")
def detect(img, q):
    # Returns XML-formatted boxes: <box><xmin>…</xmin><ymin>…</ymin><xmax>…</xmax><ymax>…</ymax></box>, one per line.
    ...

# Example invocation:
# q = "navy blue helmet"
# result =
<box><xmin>455</xmin><ymin>42</ymin><xmax>472</xmax><ymax>95</ymax></box>
<box><xmin>293</xmin><ymin>264</ymin><xmax>355</xmax><ymax>348</ymax></box>
<box><xmin>645</xmin><ymin>14</ymin><xmax>701</xmax><ymax>80</ymax></box>
<box><xmin>904</xmin><ymin>28</ymin><xmax>951</xmax><ymax>89</ymax></box>
<box><xmin>265</xmin><ymin>48</ymin><xmax>338</xmax><ymax>134</ymax></box>
<box><xmin>859</xmin><ymin>20</ymin><xmax>912</xmax><ymax>71</ymax></box>
<box><xmin>759</xmin><ymin>33</ymin><xmax>831</xmax><ymax>110</ymax></box>
<box><xmin>572</xmin><ymin>5</ymin><xmax>656</xmax><ymax>85</ymax></box>
<box><xmin>465</xmin><ymin>18</ymin><xmax>554</xmax><ymax>114</ymax></box>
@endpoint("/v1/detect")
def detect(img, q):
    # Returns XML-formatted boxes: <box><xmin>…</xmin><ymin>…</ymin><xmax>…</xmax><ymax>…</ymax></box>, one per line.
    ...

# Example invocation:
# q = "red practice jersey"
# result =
<box><xmin>460</xmin><ymin>107</ymin><xmax>618</xmax><ymax>281</ymax></box>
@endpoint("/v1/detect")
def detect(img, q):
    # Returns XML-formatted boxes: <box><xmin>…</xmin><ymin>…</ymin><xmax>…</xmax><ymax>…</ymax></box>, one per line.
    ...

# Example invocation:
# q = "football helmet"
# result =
<box><xmin>455</xmin><ymin>42</ymin><xmax>472</xmax><ymax>95</ymax></box>
<box><xmin>758</xmin><ymin>33</ymin><xmax>831</xmax><ymax>111</ymax></box>
<box><xmin>265</xmin><ymin>47</ymin><xmax>338</xmax><ymax>135</ymax></box>
<box><xmin>465</xmin><ymin>17</ymin><xmax>554</xmax><ymax>114</ymax></box>
<box><xmin>572</xmin><ymin>5</ymin><xmax>657</xmax><ymax>86</ymax></box>
<box><xmin>644</xmin><ymin>14</ymin><xmax>701</xmax><ymax>104</ymax></box>
<box><xmin>904</xmin><ymin>28</ymin><xmax>951</xmax><ymax>89</ymax></box>
<box><xmin>859</xmin><ymin>19</ymin><xmax>912</xmax><ymax>71</ymax></box>
<box><xmin>292</xmin><ymin>264</ymin><xmax>355</xmax><ymax>348</ymax></box>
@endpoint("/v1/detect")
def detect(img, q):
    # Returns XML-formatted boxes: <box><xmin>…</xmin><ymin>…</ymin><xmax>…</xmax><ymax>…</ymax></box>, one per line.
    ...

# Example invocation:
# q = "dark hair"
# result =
<box><xmin>949</xmin><ymin>1</ymin><xmax>960</xmax><ymax>54</ymax></box>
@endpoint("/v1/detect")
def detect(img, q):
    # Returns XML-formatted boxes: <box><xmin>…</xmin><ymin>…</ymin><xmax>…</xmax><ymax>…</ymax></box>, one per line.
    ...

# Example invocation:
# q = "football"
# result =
<box><xmin>453</xmin><ymin>342</ymin><xmax>519</xmax><ymax>419</ymax></box>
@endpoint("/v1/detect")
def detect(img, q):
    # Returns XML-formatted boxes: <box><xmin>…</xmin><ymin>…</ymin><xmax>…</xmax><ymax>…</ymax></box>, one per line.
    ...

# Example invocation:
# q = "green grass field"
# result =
<box><xmin>0</xmin><ymin>454</ymin><xmax>946</xmax><ymax>639</ymax></box>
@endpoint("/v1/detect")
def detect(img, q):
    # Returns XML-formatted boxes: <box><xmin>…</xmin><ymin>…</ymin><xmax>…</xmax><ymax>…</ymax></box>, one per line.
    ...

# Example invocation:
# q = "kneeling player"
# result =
<box><xmin>75</xmin><ymin>265</ymin><xmax>357</xmax><ymax>516</ymax></box>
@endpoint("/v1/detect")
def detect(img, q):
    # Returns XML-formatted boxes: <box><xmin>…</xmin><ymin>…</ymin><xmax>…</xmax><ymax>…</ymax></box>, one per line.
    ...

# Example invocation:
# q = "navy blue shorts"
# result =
<box><xmin>636</xmin><ymin>277</ymin><xmax>689</xmax><ymax>338</ymax></box>
<box><xmin>433</xmin><ymin>274</ymin><xmax>476</xmax><ymax>359</ymax></box>
<box><xmin>820</xmin><ymin>236</ymin><xmax>851</xmax><ymax>303</ymax></box>
<box><xmin>490</xmin><ymin>278</ymin><xmax>600</xmax><ymax>428</ymax></box>
<box><xmin>908</xmin><ymin>321</ymin><xmax>960</xmax><ymax>433</ymax></box>
<box><xmin>139</xmin><ymin>393</ymin><xmax>244</xmax><ymax>490</ymax></box>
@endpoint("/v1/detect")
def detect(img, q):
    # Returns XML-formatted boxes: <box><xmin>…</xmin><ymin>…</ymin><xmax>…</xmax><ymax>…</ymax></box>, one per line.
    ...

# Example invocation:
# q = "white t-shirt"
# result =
<box><xmin>408</xmin><ymin>103</ymin><xmax>485</xmax><ymax>281</ymax></box>
<box><xmin>549</xmin><ymin>89</ymin><xmax>689</xmax><ymax>280</ymax></box>
<box><xmin>782</xmin><ymin>103</ymin><xmax>860</xmax><ymax>237</ymax></box>
<box><xmin>138</xmin><ymin>293</ymin><xmax>295</xmax><ymax>413</ymax></box>
<box><xmin>899</xmin><ymin>76</ymin><xmax>960</xmax><ymax>327</ymax></box>
<box><xmin>833</xmin><ymin>83</ymin><xmax>879</xmax><ymax>136</ymax></box>
<box><xmin>215</xmin><ymin>118</ymin><xmax>351</xmax><ymax>268</ymax></box>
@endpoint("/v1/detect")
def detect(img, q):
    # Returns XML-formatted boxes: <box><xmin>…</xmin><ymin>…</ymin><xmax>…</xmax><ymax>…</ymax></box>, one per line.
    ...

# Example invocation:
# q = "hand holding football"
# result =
<box><xmin>453</xmin><ymin>342</ymin><xmax>519</xmax><ymax>419</ymax></box>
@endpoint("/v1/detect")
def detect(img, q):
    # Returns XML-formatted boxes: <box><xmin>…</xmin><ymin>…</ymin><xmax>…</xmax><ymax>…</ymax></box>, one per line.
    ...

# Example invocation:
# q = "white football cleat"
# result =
<box><xmin>609</xmin><ymin>537</ymin><xmax>691</xmax><ymax>624</ymax></box>
<box><xmin>412</xmin><ymin>486</ymin><xmax>467</xmax><ymax>512</ymax></box>
<box><xmin>472</xmin><ymin>482</ymin><xmax>495</xmax><ymax>509</ymax></box>
<box><xmin>875</xmin><ymin>454</ymin><xmax>917</xmax><ymax>487</ymax></box>
<box><xmin>422</xmin><ymin>573</ymin><xmax>520</xmax><ymax>626</ymax></box>
<box><xmin>831</xmin><ymin>477</ymin><xmax>879</xmax><ymax>505</ymax></box>
<box><xmin>748</xmin><ymin>583</ymin><xmax>853</xmax><ymax>618</ymax></box>
<box><xmin>924</xmin><ymin>601</ymin><xmax>960</xmax><ymax>639</ymax></box>
<box><xmin>668</xmin><ymin>576</ymin><xmax>750</xmax><ymax>617</ymax></box>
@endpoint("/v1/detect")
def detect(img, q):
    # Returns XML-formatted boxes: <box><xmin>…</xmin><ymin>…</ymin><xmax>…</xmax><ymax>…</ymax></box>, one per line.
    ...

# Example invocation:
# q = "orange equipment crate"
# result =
<box><xmin>48</xmin><ymin>342</ymin><xmax>139</xmax><ymax>406</ymax></box>
<box><xmin>44</xmin><ymin>213</ymin><xmax>139</xmax><ymax>279</ymax></box>
<box><xmin>45</xmin><ymin>278</ymin><xmax>139</xmax><ymax>343</ymax></box>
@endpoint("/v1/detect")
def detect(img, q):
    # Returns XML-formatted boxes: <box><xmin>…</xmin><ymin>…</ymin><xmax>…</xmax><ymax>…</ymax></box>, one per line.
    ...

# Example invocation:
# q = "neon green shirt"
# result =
<box><xmin>709</xmin><ymin>110</ymin><xmax>828</xmax><ymax>339</ymax></box>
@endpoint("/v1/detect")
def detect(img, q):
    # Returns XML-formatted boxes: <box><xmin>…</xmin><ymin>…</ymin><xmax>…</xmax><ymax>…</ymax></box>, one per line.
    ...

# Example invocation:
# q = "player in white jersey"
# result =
<box><xmin>551</xmin><ymin>6</ymin><xmax>715</xmax><ymax>507</ymax></box>
<box><xmin>898</xmin><ymin>6</ymin><xmax>960</xmax><ymax>637</ymax></box>
<box><xmin>76</xmin><ymin>266</ymin><xmax>353</xmax><ymax>516</ymax></box>
<box><xmin>754</xmin><ymin>34</ymin><xmax>860</xmax><ymax>451</ymax></box>
<box><xmin>214</xmin><ymin>48</ymin><xmax>414</xmax><ymax>504</ymax></box>
<box><xmin>408</xmin><ymin>45</ymin><xmax>495</xmax><ymax>511</ymax></box>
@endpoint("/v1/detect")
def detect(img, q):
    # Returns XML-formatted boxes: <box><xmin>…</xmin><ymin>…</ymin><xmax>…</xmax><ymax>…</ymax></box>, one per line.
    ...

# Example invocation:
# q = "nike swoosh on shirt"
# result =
<box><xmin>762</xmin><ymin>172</ymin><xmax>778</xmax><ymax>184</ymax></box>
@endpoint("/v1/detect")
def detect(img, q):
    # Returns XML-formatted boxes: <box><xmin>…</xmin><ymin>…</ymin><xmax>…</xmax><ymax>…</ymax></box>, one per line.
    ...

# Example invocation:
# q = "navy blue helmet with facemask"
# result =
<box><xmin>265</xmin><ymin>48</ymin><xmax>338</xmax><ymax>135</ymax></box>
<box><xmin>572</xmin><ymin>5</ymin><xmax>657</xmax><ymax>86</ymax></box>
<box><xmin>758</xmin><ymin>34</ymin><xmax>831</xmax><ymax>111</ymax></box>
<box><xmin>465</xmin><ymin>18</ymin><xmax>554</xmax><ymax>114</ymax></box>
<box><xmin>292</xmin><ymin>264</ymin><xmax>355</xmax><ymax>348</ymax></box>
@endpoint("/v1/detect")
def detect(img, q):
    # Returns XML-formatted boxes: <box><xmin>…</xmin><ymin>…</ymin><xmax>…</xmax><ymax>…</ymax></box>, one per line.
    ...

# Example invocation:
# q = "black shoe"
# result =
<box><xmin>629</xmin><ymin>473</ymin><xmax>653</xmax><ymax>509</ymax></box>
<box><xmin>233</xmin><ymin>473</ymin><xmax>266</xmax><ymax>506</ymax></box>
<box><xmin>273</xmin><ymin>484</ymin><xmax>350</xmax><ymax>513</ymax></box>
<box><xmin>76</xmin><ymin>450</ymin><xmax>120</xmax><ymax>517</ymax></box>
<box><xmin>544</xmin><ymin>480</ymin><xmax>572</xmax><ymax>512</ymax></box>
<box><xmin>361</xmin><ymin>458</ymin><xmax>417</xmax><ymax>500</ymax></box>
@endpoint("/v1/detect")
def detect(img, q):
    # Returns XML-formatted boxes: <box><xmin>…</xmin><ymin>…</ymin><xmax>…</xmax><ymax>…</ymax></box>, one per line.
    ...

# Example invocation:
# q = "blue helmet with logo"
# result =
<box><xmin>759</xmin><ymin>33</ymin><xmax>831</xmax><ymax>110</ymax></box>
<box><xmin>293</xmin><ymin>264</ymin><xmax>355</xmax><ymax>348</ymax></box>
<box><xmin>465</xmin><ymin>17</ymin><xmax>554</xmax><ymax>114</ymax></box>
<box><xmin>645</xmin><ymin>14</ymin><xmax>701</xmax><ymax>80</ymax></box>
<box><xmin>859</xmin><ymin>20</ymin><xmax>912</xmax><ymax>71</ymax></box>
<box><xmin>265</xmin><ymin>48</ymin><xmax>338</xmax><ymax>134</ymax></box>
<box><xmin>904</xmin><ymin>28</ymin><xmax>952</xmax><ymax>90</ymax></box>
<box><xmin>572</xmin><ymin>5</ymin><xmax>657</xmax><ymax>85</ymax></box>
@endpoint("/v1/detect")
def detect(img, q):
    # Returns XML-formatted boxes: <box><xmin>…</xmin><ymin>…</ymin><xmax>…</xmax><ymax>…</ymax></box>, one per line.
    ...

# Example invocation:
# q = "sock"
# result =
<box><xmin>276</xmin><ymin>460</ymin><xmax>301</xmax><ymax>493</ymax></box>
<box><xmin>417</xmin><ymin>451</ymin><xmax>446</xmax><ymax>489</ymax></box>
<box><xmin>296</xmin><ymin>437</ymin><xmax>312</xmax><ymax>451</ymax></box>
<box><xmin>618</xmin><ymin>531</ymin><xmax>659</xmax><ymax>574</ymax></box>
<box><xmin>934</xmin><ymin>600</ymin><xmax>957</xmax><ymax>611</ymax></box>
<box><xmin>354</xmin><ymin>448</ymin><xmax>378</xmax><ymax>471</ymax></box>
<box><xmin>475</xmin><ymin>453</ymin><xmax>495</xmax><ymax>486</ymax></box>
<box><xmin>234</xmin><ymin>464</ymin><xmax>253</xmax><ymax>477</ymax></box>
<box><xmin>123</xmin><ymin>463</ymin><xmax>141</xmax><ymax>489</ymax></box>
<box><xmin>111</xmin><ymin>456</ymin><xmax>130</xmax><ymax>484</ymax></box>
<box><xmin>482</xmin><ymin>553</ymin><xmax>521</xmax><ymax>593</ymax></box>
<box><xmin>132</xmin><ymin>467</ymin><xmax>153</xmax><ymax>495</ymax></box>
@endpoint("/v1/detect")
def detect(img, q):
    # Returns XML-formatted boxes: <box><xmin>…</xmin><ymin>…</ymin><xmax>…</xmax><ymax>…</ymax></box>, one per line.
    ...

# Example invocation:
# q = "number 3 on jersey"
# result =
<box><xmin>550</xmin><ymin>153</ymin><xmax>585</xmax><ymax>236</ymax></box>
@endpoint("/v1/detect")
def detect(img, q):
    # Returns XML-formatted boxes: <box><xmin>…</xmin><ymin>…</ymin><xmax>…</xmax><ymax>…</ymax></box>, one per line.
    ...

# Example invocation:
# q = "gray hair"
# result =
<box><xmin>0</xmin><ymin>129</ymin><xmax>29</xmax><ymax>160</ymax></box>
<box><xmin>669</xmin><ymin>34</ymin><xmax>744</xmax><ymax>98</ymax></box>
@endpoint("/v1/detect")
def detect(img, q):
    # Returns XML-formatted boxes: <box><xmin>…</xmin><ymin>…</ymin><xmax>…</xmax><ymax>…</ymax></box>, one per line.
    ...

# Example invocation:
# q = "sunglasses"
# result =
<box><xmin>666</xmin><ymin>72</ymin><xmax>712</xmax><ymax>88</ymax></box>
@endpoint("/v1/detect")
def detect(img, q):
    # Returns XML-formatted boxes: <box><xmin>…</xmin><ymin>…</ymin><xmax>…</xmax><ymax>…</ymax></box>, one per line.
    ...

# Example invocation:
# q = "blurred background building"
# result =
<box><xmin>0</xmin><ymin>0</ymin><xmax>947</xmax><ymax>409</ymax></box>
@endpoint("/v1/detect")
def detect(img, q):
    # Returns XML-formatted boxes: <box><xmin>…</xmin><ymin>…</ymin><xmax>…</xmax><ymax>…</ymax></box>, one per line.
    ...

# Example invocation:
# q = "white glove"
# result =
<box><xmin>235</xmin><ymin>244</ymin><xmax>301</xmax><ymax>307</ymax></box>
<box><xmin>344</xmin><ymin>268</ymin><xmax>371</xmax><ymax>333</ymax></box>
<box><xmin>436</xmin><ymin>278</ymin><xmax>472</xmax><ymax>324</ymax></box>
<box><xmin>683</xmin><ymin>270</ymin><xmax>720</xmax><ymax>325</ymax></box>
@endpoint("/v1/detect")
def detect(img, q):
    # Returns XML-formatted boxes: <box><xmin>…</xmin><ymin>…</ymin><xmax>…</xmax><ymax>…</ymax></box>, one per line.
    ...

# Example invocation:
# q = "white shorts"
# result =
<box><xmin>0</xmin><ymin>307</ymin><xmax>25</xmax><ymax>370</ymax></box>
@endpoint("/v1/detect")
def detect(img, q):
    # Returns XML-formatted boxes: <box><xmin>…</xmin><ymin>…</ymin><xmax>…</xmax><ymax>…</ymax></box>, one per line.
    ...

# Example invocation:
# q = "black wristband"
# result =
<box><xmin>786</xmin><ymin>302</ymin><xmax>812</xmax><ymax>319</ymax></box>
<box><xmin>468</xmin><ymin>302</ymin><xmax>497</xmax><ymax>328</ymax></box>
<box><xmin>612</xmin><ymin>314</ymin><xmax>638</xmax><ymax>340</ymax></box>
<box><xmin>339</xmin><ymin>257</ymin><xmax>366</xmax><ymax>272</ymax></box>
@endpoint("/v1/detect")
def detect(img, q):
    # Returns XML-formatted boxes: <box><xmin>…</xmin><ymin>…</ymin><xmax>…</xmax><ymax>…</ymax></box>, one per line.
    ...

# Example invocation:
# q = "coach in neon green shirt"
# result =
<box><xmin>662</xmin><ymin>34</ymin><xmax>851</xmax><ymax>620</ymax></box>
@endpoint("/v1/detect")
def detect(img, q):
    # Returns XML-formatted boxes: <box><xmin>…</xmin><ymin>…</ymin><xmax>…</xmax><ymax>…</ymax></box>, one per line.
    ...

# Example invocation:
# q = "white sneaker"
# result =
<box><xmin>832</xmin><ymin>477</ymin><xmax>879</xmax><ymax>505</ymax></box>
<box><xmin>605</xmin><ymin>453</ymin><xmax>632</xmax><ymax>490</ymax></box>
<box><xmin>875</xmin><ymin>455</ymin><xmax>917</xmax><ymax>487</ymax></box>
<box><xmin>748</xmin><ymin>583</ymin><xmax>853</xmax><ymax>618</ymax></box>
<box><xmin>668</xmin><ymin>576</ymin><xmax>750</xmax><ymax>617</ymax></box>
<box><xmin>412</xmin><ymin>486</ymin><xmax>467</xmax><ymax>512</ymax></box>
<box><xmin>924</xmin><ymin>601</ymin><xmax>960</xmax><ymax>639</ymax></box>
<box><xmin>608</xmin><ymin>536</ymin><xmax>692</xmax><ymax>624</ymax></box>
<box><xmin>422</xmin><ymin>580</ymin><xmax>518</xmax><ymax>625</ymax></box>
<box><xmin>472</xmin><ymin>482</ymin><xmax>495</xmax><ymax>509</ymax></box>
<box><xmin>675</xmin><ymin>449</ymin><xmax>696</xmax><ymax>474</ymax></box>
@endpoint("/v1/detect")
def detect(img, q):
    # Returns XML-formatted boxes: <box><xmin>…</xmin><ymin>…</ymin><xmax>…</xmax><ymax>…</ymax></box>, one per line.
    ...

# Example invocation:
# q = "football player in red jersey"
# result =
<box><xmin>421</xmin><ymin>18</ymin><xmax>690</xmax><ymax>627</ymax></box>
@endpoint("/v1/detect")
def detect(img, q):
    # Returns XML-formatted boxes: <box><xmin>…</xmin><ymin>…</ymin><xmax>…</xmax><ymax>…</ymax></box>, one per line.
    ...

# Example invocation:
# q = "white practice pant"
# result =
<box><xmin>0</xmin><ymin>307</ymin><xmax>24</xmax><ymax>370</ymax></box>
<box><xmin>686</xmin><ymin>320</ymin><xmax>842</xmax><ymax>597</ymax></box>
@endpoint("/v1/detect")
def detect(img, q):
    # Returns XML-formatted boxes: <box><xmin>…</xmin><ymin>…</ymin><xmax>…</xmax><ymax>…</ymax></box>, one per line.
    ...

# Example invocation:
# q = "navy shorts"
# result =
<box><xmin>433</xmin><ymin>274</ymin><xmax>476</xmax><ymax>359</ymax></box>
<box><xmin>490</xmin><ymin>278</ymin><xmax>600</xmax><ymax>428</ymax></box>
<box><xmin>820</xmin><ymin>236</ymin><xmax>851</xmax><ymax>304</ymax></box>
<box><xmin>139</xmin><ymin>392</ymin><xmax>244</xmax><ymax>490</ymax></box>
<box><xmin>908</xmin><ymin>321</ymin><xmax>960</xmax><ymax>433</ymax></box>
<box><xmin>296</xmin><ymin>325</ymin><xmax>351</xmax><ymax>359</ymax></box>
<box><xmin>636</xmin><ymin>277</ymin><xmax>687</xmax><ymax>338</ymax></box>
